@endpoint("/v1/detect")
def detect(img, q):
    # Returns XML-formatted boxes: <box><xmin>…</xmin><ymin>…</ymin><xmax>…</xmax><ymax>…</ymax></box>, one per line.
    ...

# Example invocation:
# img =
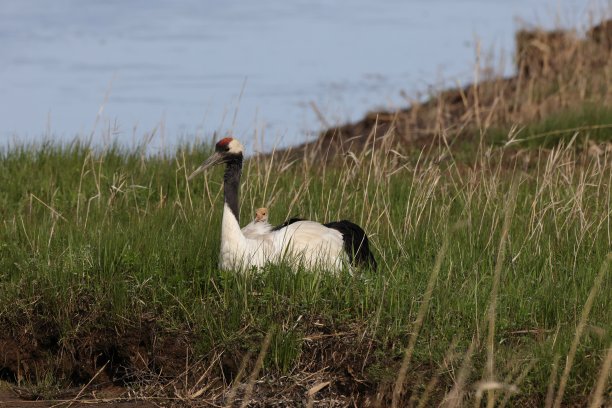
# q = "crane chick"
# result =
<box><xmin>242</xmin><ymin>207</ymin><xmax>271</xmax><ymax>239</ymax></box>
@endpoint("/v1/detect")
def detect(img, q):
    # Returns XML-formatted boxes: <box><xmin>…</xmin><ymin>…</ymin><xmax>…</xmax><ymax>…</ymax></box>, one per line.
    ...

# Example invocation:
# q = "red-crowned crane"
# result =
<box><xmin>188</xmin><ymin>137</ymin><xmax>377</xmax><ymax>272</ymax></box>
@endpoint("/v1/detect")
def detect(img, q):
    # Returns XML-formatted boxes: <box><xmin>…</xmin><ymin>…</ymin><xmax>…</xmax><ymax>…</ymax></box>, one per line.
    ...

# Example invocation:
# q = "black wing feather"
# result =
<box><xmin>324</xmin><ymin>220</ymin><xmax>377</xmax><ymax>270</ymax></box>
<box><xmin>270</xmin><ymin>217</ymin><xmax>304</xmax><ymax>231</ymax></box>
<box><xmin>272</xmin><ymin>217</ymin><xmax>377</xmax><ymax>270</ymax></box>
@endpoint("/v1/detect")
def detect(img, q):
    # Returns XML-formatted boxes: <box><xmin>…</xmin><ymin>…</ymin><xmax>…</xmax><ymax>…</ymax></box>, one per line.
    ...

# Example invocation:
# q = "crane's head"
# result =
<box><xmin>255</xmin><ymin>207</ymin><xmax>268</xmax><ymax>222</ymax></box>
<box><xmin>188</xmin><ymin>137</ymin><xmax>244</xmax><ymax>180</ymax></box>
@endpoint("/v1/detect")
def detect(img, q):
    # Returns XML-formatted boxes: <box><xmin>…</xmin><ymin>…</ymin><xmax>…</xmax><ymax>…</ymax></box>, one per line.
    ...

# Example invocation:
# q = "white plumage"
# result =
<box><xmin>220</xmin><ymin>204</ymin><xmax>346</xmax><ymax>271</ymax></box>
<box><xmin>189</xmin><ymin>137</ymin><xmax>376</xmax><ymax>273</ymax></box>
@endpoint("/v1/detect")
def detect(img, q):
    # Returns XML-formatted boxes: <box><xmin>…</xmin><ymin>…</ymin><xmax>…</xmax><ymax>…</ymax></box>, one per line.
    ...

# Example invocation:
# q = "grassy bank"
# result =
<box><xmin>2</xmin><ymin>15</ymin><xmax>612</xmax><ymax>407</ymax></box>
<box><xmin>1</xmin><ymin>121</ymin><xmax>610</xmax><ymax>405</ymax></box>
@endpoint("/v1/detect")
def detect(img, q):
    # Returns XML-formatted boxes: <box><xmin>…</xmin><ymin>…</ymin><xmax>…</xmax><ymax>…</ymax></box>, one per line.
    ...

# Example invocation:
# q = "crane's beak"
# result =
<box><xmin>188</xmin><ymin>151</ymin><xmax>224</xmax><ymax>180</ymax></box>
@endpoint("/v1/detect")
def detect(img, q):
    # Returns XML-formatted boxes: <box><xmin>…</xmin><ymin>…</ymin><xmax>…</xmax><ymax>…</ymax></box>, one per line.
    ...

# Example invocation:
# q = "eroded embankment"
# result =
<box><xmin>279</xmin><ymin>19</ymin><xmax>612</xmax><ymax>160</ymax></box>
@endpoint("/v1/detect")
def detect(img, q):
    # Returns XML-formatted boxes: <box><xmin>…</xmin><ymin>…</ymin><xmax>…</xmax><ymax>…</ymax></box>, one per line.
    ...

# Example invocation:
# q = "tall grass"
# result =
<box><xmin>0</xmin><ymin>119</ymin><xmax>610</xmax><ymax>405</ymax></box>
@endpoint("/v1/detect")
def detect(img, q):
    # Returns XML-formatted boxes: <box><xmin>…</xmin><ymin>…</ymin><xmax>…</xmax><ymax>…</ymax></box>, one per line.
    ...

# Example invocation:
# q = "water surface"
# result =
<box><xmin>0</xmin><ymin>0</ymin><xmax>593</xmax><ymax>152</ymax></box>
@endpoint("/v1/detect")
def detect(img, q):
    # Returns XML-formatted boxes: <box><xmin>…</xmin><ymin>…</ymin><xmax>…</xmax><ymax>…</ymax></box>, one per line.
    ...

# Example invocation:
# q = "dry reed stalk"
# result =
<box><xmin>52</xmin><ymin>362</ymin><xmax>108</xmax><ymax>408</ymax></box>
<box><xmin>498</xmin><ymin>359</ymin><xmax>537</xmax><ymax>408</ymax></box>
<box><xmin>391</xmin><ymin>233</ymin><xmax>450</xmax><ymax>408</ymax></box>
<box><xmin>544</xmin><ymin>354</ymin><xmax>561</xmax><ymax>408</ymax></box>
<box><xmin>441</xmin><ymin>335</ymin><xmax>478</xmax><ymax>408</ymax></box>
<box><xmin>238</xmin><ymin>328</ymin><xmax>274</xmax><ymax>408</ymax></box>
<box><xmin>553</xmin><ymin>253</ymin><xmax>612</xmax><ymax>408</ymax></box>
<box><xmin>415</xmin><ymin>338</ymin><xmax>460</xmax><ymax>408</ymax></box>
<box><xmin>485</xmin><ymin>179</ymin><xmax>519</xmax><ymax>407</ymax></box>
<box><xmin>224</xmin><ymin>350</ymin><xmax>254</xmax><ymax>407</ymax></box>
<box><xmin>588</xmin><ymin>343</ymin><xmax>612</xmax><ymax>408</ymax></box>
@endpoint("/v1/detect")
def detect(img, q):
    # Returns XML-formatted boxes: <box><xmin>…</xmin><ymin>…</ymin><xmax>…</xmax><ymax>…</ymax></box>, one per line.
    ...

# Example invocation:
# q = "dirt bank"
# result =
<box><xmin>275</xmin><ymin>19</ymin><xmax>612</xmax><ymax>161</ymax></box>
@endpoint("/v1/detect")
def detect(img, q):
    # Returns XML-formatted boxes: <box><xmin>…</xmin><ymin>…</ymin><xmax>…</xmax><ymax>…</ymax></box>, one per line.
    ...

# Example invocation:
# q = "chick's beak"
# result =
<box><xmin>188</xmin><ymin>151</ymin><xmax>224</xmax><ymax>180</ymax></box>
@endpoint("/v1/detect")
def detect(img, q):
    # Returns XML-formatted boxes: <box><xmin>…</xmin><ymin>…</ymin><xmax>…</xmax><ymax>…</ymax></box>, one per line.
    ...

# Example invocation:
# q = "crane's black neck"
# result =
<box><xmin>223</xmin><ymin>153</ymin><xmax>243</xmax><ymax>223</ymax></box>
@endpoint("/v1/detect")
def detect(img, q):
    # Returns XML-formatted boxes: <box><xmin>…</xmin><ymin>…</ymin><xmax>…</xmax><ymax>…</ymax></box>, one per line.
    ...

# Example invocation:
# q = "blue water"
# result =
<box><xmin>0</xmin><ymin>0</ymin><xmax>592</xmax><ymax>152</ymax></box>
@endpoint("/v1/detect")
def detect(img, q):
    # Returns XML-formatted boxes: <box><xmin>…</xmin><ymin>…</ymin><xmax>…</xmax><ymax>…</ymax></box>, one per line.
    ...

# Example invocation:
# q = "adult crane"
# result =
<box><xmin>188</xmin><ymin>137</ymin><xmax>377</xmax><ymax>272</ymax></box>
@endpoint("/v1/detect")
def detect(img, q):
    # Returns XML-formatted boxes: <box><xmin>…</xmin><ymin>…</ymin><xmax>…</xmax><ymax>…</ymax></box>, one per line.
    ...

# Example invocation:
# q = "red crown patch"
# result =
<box><xmin>216</xmin><ymin>137</ymin><xmax>233</xmax><ymax>148</ymax></box>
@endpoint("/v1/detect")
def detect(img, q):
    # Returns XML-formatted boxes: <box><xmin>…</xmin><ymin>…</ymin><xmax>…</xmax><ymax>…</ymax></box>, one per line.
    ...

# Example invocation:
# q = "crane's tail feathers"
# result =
<box><xmin>324</xmin><ymin>220</ymin><xmax>377</xmax><ymax>271</ymax></box>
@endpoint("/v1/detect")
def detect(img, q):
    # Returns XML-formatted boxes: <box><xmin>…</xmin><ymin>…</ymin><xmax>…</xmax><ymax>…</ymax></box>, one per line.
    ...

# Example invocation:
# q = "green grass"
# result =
<box><xmin>487</xmin><ymin>105</ymin><xmax>612</xmax><ymax>148</ymax></box>
<box><xmin>0</xmin><ymin>129</ymin><xmax>610</xmax><ymax>405</ymax></box>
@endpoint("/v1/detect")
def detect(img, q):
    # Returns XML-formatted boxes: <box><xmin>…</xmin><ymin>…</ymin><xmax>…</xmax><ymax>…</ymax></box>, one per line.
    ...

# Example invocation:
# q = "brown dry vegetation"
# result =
<box><xmin>283</xmin><ymin>18</ymin><xmax>612</xmax><ymax>161</ymax></box>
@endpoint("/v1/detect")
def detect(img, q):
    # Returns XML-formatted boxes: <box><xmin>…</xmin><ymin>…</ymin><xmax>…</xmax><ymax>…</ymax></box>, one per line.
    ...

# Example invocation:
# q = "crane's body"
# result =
<box><xmin>189</xmin><ymin>138</ymin><xmax>376</xmax><ymax>273</ymax></box>
<box><xmin>221</xmin><ymin>203</ymin><xmax>346</xmax><ymax>271</ymax></box>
